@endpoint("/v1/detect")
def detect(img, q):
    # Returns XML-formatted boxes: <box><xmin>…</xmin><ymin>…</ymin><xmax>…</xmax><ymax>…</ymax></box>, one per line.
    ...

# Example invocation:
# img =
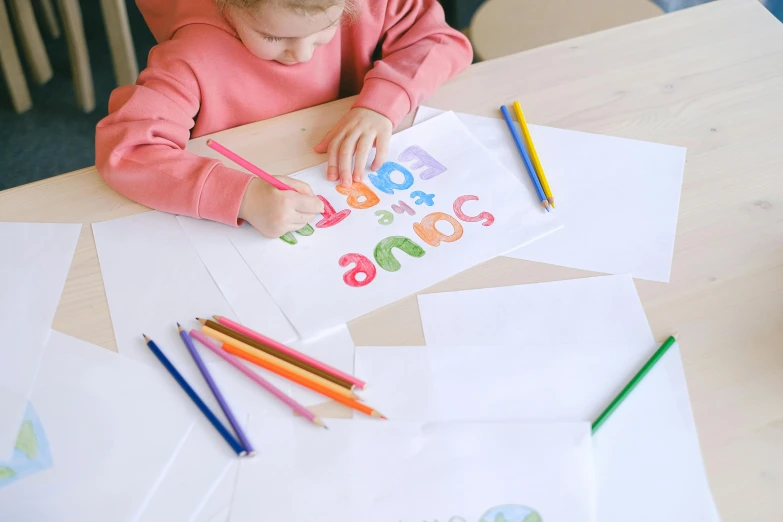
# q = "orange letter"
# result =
<box><xmin>412</xmin><ymin>212</ymin><xmax>464</xmax><ymax>247</ymax></box>
<box><xmin>336</xmin><ymin>182</ymin><xmax>380</xmax><ymax>209</ymax></box>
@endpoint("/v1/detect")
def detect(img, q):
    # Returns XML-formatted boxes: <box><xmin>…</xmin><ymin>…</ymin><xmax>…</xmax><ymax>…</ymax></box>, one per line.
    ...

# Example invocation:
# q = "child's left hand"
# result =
<box><xmin>315</xmin><ymin>107</ymin><xmax>392</xmax><ymax>187</ymax></box>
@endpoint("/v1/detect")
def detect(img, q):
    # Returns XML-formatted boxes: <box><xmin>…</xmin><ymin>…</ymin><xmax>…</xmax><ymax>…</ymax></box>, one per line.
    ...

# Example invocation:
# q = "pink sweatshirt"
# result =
<box><xmin>95</xmin><ymin>0</ymin><xmax>472</xmax><ymax>226</ymax></box>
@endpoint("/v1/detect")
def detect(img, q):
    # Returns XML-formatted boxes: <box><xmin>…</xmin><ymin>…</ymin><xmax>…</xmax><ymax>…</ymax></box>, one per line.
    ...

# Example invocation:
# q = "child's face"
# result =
<box><xmin>228</xmin><ymin>4</ymin><xmax>343</xmax><ymax>65</ymax></box>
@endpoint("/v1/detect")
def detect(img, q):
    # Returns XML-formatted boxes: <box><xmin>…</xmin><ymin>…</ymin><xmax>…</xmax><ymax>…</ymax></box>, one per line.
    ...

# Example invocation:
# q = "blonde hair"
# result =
<box><xmin>216</xmin><ymin>0</ymin><xmax>359</xmax><ymax>21</ymax></box>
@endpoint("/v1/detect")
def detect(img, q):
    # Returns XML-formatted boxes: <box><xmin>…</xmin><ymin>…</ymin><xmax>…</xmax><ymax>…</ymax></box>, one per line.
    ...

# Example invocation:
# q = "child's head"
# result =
<box><xmin>217</xmin><ymin>0</ymin><xmax>356</xmax><ymax>65</ymax></box>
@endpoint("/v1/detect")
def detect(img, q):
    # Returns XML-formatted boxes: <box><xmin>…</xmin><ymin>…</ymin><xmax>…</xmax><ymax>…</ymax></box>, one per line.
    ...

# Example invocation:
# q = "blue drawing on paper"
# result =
<box><xmin>479</xmin><ymin>505</ymin><xmax>542</xmax><ymax>522</ymax></box>
<box><xmin>0</xmin><ymin>403</ymin><xmax>53</xmax><ymax>488</ymax></box>
<box><xmin>410</xmin><ymin>191</ymin><xmax>435</xmax><ymax>206</ymax></box>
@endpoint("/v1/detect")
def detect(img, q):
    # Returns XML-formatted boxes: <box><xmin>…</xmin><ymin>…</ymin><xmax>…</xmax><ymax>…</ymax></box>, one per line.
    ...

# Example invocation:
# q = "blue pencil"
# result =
<box><xmin>143</xmin><ymin>334</ymin><xmax>246</xmax><ymax>457</ymax></box>
<box><xmin>177</xmin><ymin>324</ymin><xmax>255</xmax><ymax>456</ymax></box>
<box><xmin>500</xmin><ymin>104</ymin><xmax>550</xmax><ymax>211</ymax></box>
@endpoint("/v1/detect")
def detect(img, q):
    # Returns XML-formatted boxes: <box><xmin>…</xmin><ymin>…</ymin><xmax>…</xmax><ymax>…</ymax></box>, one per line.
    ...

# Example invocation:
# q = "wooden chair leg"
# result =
<box><xmin>0</xmin><ymin>0</ymin><xmax>32</xmax><ymax>112</ymax></box>
<box><xmin>56</xmin><ymin>0</ymin><xmax>94</xmax><ymax>112</ymax></box>
<box><xmin>36</xmin><ymin>0</ymin><xmax>60</xmax><ymax>38</ymax></box>
<box><xmin>100</xmin><ymin>0</ymin><xmax>138</xmax><ymax>86</ymax></box>
<box><xmin>8</xmin><ymin>0</ymin><xmax>53</xmax><ymax>84</ymax></box>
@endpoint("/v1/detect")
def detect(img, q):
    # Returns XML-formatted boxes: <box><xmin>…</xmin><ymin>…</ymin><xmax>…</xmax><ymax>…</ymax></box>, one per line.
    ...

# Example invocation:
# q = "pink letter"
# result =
<box><xmin>453</xmin><ymin>195</ymin><xmax>494</xmax><ymax>226</ymax></box>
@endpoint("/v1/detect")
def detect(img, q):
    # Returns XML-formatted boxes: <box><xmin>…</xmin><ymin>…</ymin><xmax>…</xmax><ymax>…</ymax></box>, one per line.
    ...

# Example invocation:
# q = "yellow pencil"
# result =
<box><xmin>512</xmin><ymin>101</ymin><xmax>555</xmax><ymax>208</ymax></box>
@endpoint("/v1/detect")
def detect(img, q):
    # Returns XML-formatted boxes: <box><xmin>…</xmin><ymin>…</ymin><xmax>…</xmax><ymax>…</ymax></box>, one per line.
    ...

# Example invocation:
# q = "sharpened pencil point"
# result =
<box><xmin>142</xmin><ymin>334</ymin><xmax>150</xmax><ymax>342</ymax></box>
<box><xmin>197</xmin><ymin>318</ymin><xmax>207</xmax><ymax>325</ymax></box>
<box><xmin>212</xmin><ymin>315</ymin><xmax>222</xmax><ymax>321</ymax></box>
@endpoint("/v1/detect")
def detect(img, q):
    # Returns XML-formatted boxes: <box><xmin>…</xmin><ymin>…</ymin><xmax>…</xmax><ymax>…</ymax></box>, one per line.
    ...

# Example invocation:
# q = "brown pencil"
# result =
<box><xmin>197</xmin><ymin>318</ymin><xmax>354</xmax><ymax>390</ymax></box>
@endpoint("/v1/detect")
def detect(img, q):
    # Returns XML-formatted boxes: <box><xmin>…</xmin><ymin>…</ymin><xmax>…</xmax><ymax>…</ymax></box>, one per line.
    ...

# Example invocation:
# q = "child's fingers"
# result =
<box><xmin>290</xmin><ymin>191</ymin><xmax>325</xmax><ymax>215</ymax></box>
<box><xmin>338</xmin><ymin>131</ymin><xmax>361</xmax><ymax>187</ymax></box>
<box><xmin>371</xmin><ymin>130</ymin><xmax>391</xmax><ymax>171</ymax></box>
<box><xmin>314</xmin><ymin>128</ymin><xmax>335</xmax><ymax>154</ymax></box>
<box><xmin>283</xmin><ymin>177</ymin><xmax>316</xmax><ymax>197</ymax></box>
<box><xmin>353</xmin><ymin>133</ymin><xmax>375</xmax><ymax>182</ymax></box>
<box><xmin>326</xmin><ymin>131</ymin><xmax>346</xmax><ymax>182</ymax></box>
<box><xmin>293</xmin><ymin>212</ymin><xmax>316</xmax><ymax>226</ymax></box>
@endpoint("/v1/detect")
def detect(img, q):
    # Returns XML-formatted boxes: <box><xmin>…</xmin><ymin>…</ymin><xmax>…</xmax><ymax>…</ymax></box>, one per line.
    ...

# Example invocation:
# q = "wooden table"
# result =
<box><xmin>1</xmin><ymin>0</ymin><xmax>781</xmax><ymax>519</ymax></box>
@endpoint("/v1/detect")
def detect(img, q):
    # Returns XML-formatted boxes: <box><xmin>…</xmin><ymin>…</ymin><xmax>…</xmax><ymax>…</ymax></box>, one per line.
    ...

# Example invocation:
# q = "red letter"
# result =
<box><xmin>339</xmin><ymin>253</ymin><xmax>377</xmax><ymax>287</ymax></box>
<box><xmin>316</xmin><ymin>195</ymin><xmax>352</xmax><ymax>228</ymax></box>
<box><xmin>453</xmin><ymin>195</ymin><xmax>494</xmax><ymax>226</ymax></box>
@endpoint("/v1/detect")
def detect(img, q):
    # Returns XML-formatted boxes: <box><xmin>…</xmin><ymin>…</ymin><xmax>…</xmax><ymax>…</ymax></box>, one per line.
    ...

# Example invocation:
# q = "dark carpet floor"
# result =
<box><xmin>1</xmin><ymin>1</ymin><xmax>781</xmax><ymax>191</ymax></box>
<box><xmin>0</xmin><ymin>0</ymin><xmax>156</xmax><ymax>191</ymax></box>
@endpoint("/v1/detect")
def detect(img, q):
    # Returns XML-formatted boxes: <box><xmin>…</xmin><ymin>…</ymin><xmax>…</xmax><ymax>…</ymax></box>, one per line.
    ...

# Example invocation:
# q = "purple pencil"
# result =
<box><xmin>177</xmin><ymin>324</ymin><xmax>255</xmax><ymax>455</ymax></box>
<box><xmin>189</xmin><ymin>330</ymin><xmax>328</xmax><ymax>429</ymax></box>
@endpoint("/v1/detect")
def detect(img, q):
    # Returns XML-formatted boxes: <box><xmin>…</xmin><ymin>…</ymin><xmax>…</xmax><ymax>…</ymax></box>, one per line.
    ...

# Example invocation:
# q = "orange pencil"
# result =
<box><xmin>222</xmin><ymin>342</ymin><xmax>385</xmax><ymax>419</ymax></box>
<box><xmin>202</xmin><ymin>325</ymin><xmax>358</xmax><ymax>401</ymax></box>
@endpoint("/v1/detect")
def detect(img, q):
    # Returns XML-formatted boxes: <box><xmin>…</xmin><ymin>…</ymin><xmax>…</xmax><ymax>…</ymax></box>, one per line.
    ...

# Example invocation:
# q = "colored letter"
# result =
<box><xmin>375</xmin><ymin>210</ymin><xmax>394</xmax><ymax>225</ymax></box>
<box><xmin>368</xmin><ymin>162</ymin><xmax>414</xmax><ymax>195</ymax></box>
<box><xmin>391</xmin><ymin>201</ymin><xmax>415</xmax><ymax>215</ymax></box>
<box><xmin>410</xmin><ymin>191</ymin><xmax>435</xmax><ymax>206</ymax></box>
<box><xmin>413</xmin><ymin>212</ymin><xmax>464</xmax><ymax>247</ymax></box>
<box><xmin>315</xmin><ymin>195</ymin><xmax>351</xmax><ymax>228</ymax></box>
<box><xmin>453</xmin><ymin>195</ymin><xmax>495</xmax><ymax>226</ymax></box>
<box><xmin>339</xmin><ymin>254</ymin><xmax>377</xmax><ymax>287</ymax></box>
<box><xmin>278</xmin><ymin>224</ymin><xmax>315</xmax><ymax>244</ymax></box>
<box><xmin>399</xmin><ymin>145</ymin><xmax>447</xmax><ymax>180</ymax></box>
<box><xmin>373</xmin><ymin>236</ymin><xmax>426</xmax><ymax>272</ymax></box>
<box><xmin>336</xmin><ymin>181</ymin><xmax>380</xmax><ymax>209</ymax></box>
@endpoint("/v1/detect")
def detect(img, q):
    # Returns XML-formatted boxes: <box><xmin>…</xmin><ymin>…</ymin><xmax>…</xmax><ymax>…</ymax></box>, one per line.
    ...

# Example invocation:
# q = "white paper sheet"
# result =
<box><xmin>416</xmin><ymin>275</ymin><xmax>720</xmax><ymax>522</ymax></box>
<box><xmin>0</xmin><ymin>332</ymin><xmax>198</xmax><ymax>521</ymax></box>
<box><xmin>0</xmin><ymin>222</ymin><xmax>81</xmax><ymax>459</ymax></box>
<box><xmin>419</xmin><ymin>274</ymin><xmax>652</xmax><ymax>346</ymax></box>
<box><xmin>92</xmin><ymin>211</ymin><xmax>238</xmax><ymax>378</ymax></box>
<box><xmin>177</xmin><ymin>216</ymin><xmax>298</xmax><ymax>345</ymax></box>
<box><xmin>230</xmin><ymin>418</ymin><xmax>595</xmax><ymax>522</ymax></box>
<box><xmin>355</xmin><ymin>342</ymin><xmax>655</xmax><ymax>422</ymax></box>
<box><xmin>230</xmin><ymin>112</ymin><xmax>560</xmax><ymax>338</ymax></box>
<box><xmin>414</xmin><ymin>107</ymin><xmax>686</xmax><ymax>282</ymax></box>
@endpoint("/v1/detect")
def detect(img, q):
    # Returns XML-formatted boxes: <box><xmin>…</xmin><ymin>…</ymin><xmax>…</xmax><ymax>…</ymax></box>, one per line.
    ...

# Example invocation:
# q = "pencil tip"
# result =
<box><xmin>213</xmin><ymin>315</ymin><xmax>221</xmax><ymax>321</ymax></box>
<box><xmin>380</xmin><ymin>415</ymin><xmax>388</xmax><ymax>420</ymax></box>
<box><xmin>206</xmin><ymin>138</ymin><xmax>213</xmax><ymax>145</ymax></box>
<box><xmin>176</xmin><ymin>322</ymin><xmax>181</xmax><ymax>327</ymax></box>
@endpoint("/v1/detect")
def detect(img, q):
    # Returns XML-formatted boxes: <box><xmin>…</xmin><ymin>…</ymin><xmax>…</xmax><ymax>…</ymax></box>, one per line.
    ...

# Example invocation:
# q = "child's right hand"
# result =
<box><xmin>238</xmin><ymin>177</ymin><xmax>325</xmax><ymax>238</ymax></box>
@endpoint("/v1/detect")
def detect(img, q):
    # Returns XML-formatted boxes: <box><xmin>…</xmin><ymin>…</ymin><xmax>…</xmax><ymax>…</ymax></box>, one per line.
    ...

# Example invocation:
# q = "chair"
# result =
<box><xmin>470</xmin><ymin>0</ymin><xmax>664</xmax><ymax>60</ymax></box>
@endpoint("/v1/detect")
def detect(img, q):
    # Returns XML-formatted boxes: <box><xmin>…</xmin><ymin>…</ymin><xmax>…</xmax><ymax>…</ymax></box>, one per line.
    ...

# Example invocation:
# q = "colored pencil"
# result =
<box><xmin>222</xmin><ymin>340</ymin><xmax>385</xmax><ymax>419</ymax></box>
<box><xmin>178</xmin><ymin>324</ymin><xmax>255</xmax><ymax>454</ymax></box>
<box><xmin>592</xmin><ymin>335</ymin><xmax>678</xmax><ymax>434</ymax></box>
<box><xmin>199</xmin><ymin>318</ymin><xmax>354</xmax><ymax>390</ymax></box>
<box><xmin>142</xmin><ymin>334</ymin><xmax>246</xmax><ymax>457</ymax></box>
<box><xmin>207</xmin><ymin>139</ymin><xmax>293</xmax><ymax>192</ymax></box>
<box><xmin>213</xmin><ymin>315</ymin><xmax>366</xmax><ymax>390</ymax></box>
<box><xmin>190</xmin><ymin>330</ymin><xmax>327</xmax><ymax>429</ymax></box>
<box><xmin>512</xmin><ymin>101</ymin><xmax>555</xmax><ymax>208</ymax></box>
<box><xmin>500</xmin><ymin>104</ymin><xmax>549</xmax><ymax>211</ymax></box>
<box><xmin>200</xmin><ymin>324</ymin><xmax>360</xmax><ymax>401</ymax></box>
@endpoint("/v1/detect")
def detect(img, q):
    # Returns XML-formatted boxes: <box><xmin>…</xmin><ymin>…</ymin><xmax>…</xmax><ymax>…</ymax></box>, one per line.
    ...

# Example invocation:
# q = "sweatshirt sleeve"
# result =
<box><xmin>95</xmin><ymin>42</ymin><xmax>252</xmax><ymax>226</ymax></box>
<box><xmin>353</xmin><ymin>0</ymin><xmax>473</xmax><ymax>126</ymax></box>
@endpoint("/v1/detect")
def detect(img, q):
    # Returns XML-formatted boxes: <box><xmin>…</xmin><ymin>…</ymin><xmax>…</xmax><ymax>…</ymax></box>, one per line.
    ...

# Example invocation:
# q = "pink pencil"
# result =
<box><xmin>213</xmin><ymin>315</ymin><xmax>367</xmax><ymax>390</ymax></box>
<box><xmin>206</xmin><ymin>139</ymin><xmax>293</xmax><ymax>192</ymax></box>
<box><xmin>190</xmin><ymin>330</ymin><xmax>328</xmax><ymax>429</ymax></box>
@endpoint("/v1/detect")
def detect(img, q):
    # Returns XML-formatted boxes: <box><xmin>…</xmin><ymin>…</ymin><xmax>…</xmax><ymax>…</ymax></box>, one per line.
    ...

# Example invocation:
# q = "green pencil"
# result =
<box><xmin>591</xmin><ymin>335</ymin><xmax>678</xmax><ymax>435</ymax></box>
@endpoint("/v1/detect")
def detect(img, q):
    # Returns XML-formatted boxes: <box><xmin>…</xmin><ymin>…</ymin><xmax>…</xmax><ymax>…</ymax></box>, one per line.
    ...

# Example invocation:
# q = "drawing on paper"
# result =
<box><xmin>0</xmin><ymin>403</ymin><xmax>53</xmax><ymax>488</ymax></box>
<box><xmin>478</xmin><ymin>505</ymin><xmax>542</xmax><ymax>522</ymax></box>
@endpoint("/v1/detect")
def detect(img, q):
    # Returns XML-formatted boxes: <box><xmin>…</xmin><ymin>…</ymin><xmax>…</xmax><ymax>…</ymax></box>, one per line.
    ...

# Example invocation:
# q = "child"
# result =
<box><xmin>96</xmin><ymin>0</ymin><xmax>472</xmax><ymax>238</ymax></box>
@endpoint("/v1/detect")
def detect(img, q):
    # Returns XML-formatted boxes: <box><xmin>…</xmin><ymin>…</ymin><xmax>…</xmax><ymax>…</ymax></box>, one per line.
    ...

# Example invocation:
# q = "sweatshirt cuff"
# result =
<box><xmin>353</xmin><ymin>78</ymin><xmax>412</xmax><ymax>128</ymax></box>
<box><xmin>198</xmin><ymin>163</ymin><xmax>254</xmax><ymax>226</ymax></box>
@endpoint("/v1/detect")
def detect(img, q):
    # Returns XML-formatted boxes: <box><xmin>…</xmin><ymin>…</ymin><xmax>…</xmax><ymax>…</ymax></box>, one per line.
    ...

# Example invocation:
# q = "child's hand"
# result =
<box><xmin>315</xmin><ymin>107</ymin><xmax>392</xmax><ymax>187</ymax></box>
<box><xmin>238</xmin><ymin>177</ymin><xmax>325</xmax><ymax>238</ymax></box>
